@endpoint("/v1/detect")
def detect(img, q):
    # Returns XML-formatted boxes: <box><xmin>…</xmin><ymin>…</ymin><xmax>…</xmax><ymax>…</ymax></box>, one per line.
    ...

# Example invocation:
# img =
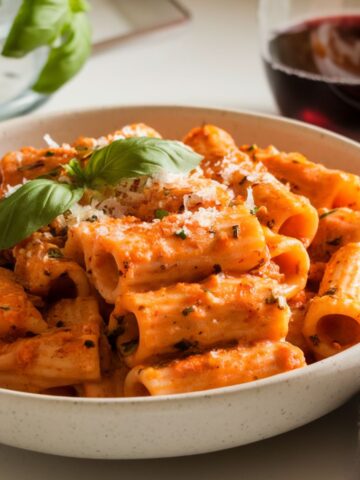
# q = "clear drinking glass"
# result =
<box><xmin>0</xmin><ymin>0</ymin><xmax>49</xmax><ymax>120</ymax></box>
<box><xmin>259</xmin><ymin>0</ymin><xmax>360</xmax><ymax>141</ymax></box>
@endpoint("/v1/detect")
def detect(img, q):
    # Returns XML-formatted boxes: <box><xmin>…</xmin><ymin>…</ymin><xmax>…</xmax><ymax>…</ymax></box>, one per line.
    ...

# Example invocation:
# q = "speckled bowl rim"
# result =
<box><xmin>0</xmin><ymin>104</ymin><xmax>359</xmax><ymax>404</ymax></box>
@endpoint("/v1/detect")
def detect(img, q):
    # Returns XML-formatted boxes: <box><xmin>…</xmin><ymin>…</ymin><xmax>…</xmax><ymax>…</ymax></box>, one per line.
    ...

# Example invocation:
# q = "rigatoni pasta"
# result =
<box><xmin>303</xmin><ymin>243</ymin><xmax>360</xmax><ymax>358</ymax></box>
<box><xmin>14</xmin><ymin>233</ymin><xmax>90</xmax><ymax>298</ymax></box>
<box><xmin>67</xmin><ymin>205</ymin><xmax>267</xmax><ymax>303</ymax></box>
<box><xmin>109</xmin><ymin>274</ymin><xmax>290</xmax><ymax>367</ymax></box>
<box><xmin>184</xmin><ymin>125</ymin><xmax>319</xmax><ymax>247</ymax></box>
<box><xmin>124</xmin><ymin>341</ymin><xmax>306</xmax><ymax>396</ymax></box>
<box><xmin>0</xmin><ymin>120</ymin><xmax>358</xmax><ymax>398</ymax></box>
<box><xmin>263</xmin><ymin>227</ymin><xmax>310</xmax><ymax>298</ymax></box>
<box><xmin>251</xmin><ymin>147</ymin><xmax>360</xmax><ymax>210</ymax></box>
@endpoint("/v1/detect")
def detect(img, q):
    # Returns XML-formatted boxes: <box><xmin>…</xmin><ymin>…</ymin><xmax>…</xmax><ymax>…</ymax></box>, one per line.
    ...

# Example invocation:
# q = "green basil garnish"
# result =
<box><xmin>0</xmin><ymin>180</ymin><xmax>83</xmax><ymax>250</ymax></box>
<box><xmin>0</xmin><ymin>138</ymin><xmax>202</xmax><ymax>249</ymax></box>
<box><xmin>80</xmin><ymin>137</ymin><xmax>203</xmax><ymax>188</ymax></box>
<box><xmin>2</xmin><ymin>0</ymin><xmax>70</xmax><ymax>58</ymax></box>
<box><xmin>2</xmin><ymin>0</ymin><xmax>91</xmax><ymax>94</ymax></box>
<box><xmin>32</xmin><ymin>11</ymin><xmax>91</xmax><ymax>94</ymax></box>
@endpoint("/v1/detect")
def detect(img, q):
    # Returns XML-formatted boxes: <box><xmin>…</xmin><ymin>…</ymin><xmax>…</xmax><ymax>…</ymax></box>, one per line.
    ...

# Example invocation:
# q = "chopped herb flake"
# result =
<box><xmin>155</xmin><ymin>209</ymin><xmax>169</xmax><ymax>220</ymax></box>
<box><xmin>85</xmin><ymin>215</ymin><xmax>98</xmax><ymax>223</ymax></box>
<box><xmin>56</xmin><ymin>321</ymin><xmax>64</xmax><ymax>328</ymax></box>
<box><xmin>232</xmin><ymin>225</ymin><xmax>239</xmax><ymax>238</ymax></box>
<box><xmin>84</xmin><ymin>339</ymin><xmax>95</xmax><ymax>348</ymax></box>
<box><xmin>326</xmin><ymin>237</ymin><xmax>342</xmax><ymax>246</ymax></box>
<box><xmin>47</xmin><ymin>248</ymin><xmax>64</xmax><ymax>259</ymax></box>
<box><xmin>265</xmin><ymin>293</ymin><xmax>287</xmax><ymax>310</ymax></box>
<box><xmin>266</xmin><ymin>219</ymin><xmax>275</xmax><ymax>229</ymax></box>
<box><xmin>309</xmin><ymin>334</ymin><xmax>320</xmax><ymax>346</ymax></box>
<box><xmin>182</xmin><ymin>306</ymin><xmax>195</xmax><ymax>316</ymax></box>
<box><xmin>18</xmin><ymin>160</ymin><xmax>45</xmax><ymax>172</ymax></box>
<box><xmin>322</xmin><ymin>287</ymin><xmax>337</xmax><ymax>296</ymax></box>
<box><xmin>175</xmin><ymin>229</ymin><xmax>187</xmax><ymax>240</ymax></box>
<box><xmin>319</xmin><ymin>209</ymin><xmax>337</xmax><ymax>220</ymax></box>
<box><xmin>213</xmin><ymin>264</ymin><xmax>222</xmax><ymax>274</ymax></box>
<box><xmin>250</xmin><ymin>206</ymin><xmax>259</xmax><ymax>215</ymax></box>
<box><xmin>0</xmin><ymin>305</ymin><xmax>10</xmax><ymax>311</ymax></box>
<box><xmin>45</xmin><ymin>151</ymin><xmax>55</xmax><ymax>157</ymax></box>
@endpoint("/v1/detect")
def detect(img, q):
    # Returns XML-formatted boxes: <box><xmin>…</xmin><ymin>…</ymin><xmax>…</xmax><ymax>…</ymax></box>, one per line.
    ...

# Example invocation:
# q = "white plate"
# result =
<box><xmin>0</xmin><ymin>105</ymin><xmax>359</xmax><ymax>459</ymax></box>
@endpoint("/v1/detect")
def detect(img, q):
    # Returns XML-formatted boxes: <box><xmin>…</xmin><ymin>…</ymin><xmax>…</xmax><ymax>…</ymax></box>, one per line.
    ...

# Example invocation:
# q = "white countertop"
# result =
<box><xmin>1</xmin><ymin>0</ymin><xmax>359</xmax><ymax>478</ymax></box>
<box><xmin>41</xmin><ymin>0</ymin><xmax>276</xmax><ymax>115</ymax></box>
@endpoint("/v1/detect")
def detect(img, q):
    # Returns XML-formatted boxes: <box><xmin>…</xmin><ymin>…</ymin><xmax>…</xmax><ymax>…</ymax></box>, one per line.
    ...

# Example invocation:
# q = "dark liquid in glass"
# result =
<box><xmin>263</xmin><ymin>15</ymin><xmax>360</xmax><ymax>141</ymax></box>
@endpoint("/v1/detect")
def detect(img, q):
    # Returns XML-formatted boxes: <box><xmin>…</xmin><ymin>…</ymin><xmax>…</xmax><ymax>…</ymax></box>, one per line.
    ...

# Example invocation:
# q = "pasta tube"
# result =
<box><xmin>263</xmin><ymin>228</ymin><xmax>310</xmax><ymax>298</ymax></box>
<box><xmin>255</xmin><ymin>148</ymin><xmax>360</xmax><ymax>210</ymax></box>
<box><xmin>110</xmin><ymin>274</ymin><xmax>290</xmax><ymax>366</ymax></box>
<box><xmin>184</xmin><ymin>125</ymin><xmax>318</xmax><ymax>246</ymax></box>
<box><xmin>0</xmin><ymin>267</ymin><xmax>47</xmax><ymax>339</ymax></box>
<box><xmin>14</xmin><ymin>234</ymin><xmax>90</xmax><ymax>298</ymax></box>
<box><xmin>124</xmin><ymin>340</ymin><xmax>306</xmax><ymax>396</ymax></box>
<box><xmin>286</xmin><ymin>291</ymin><xmax>314</xmax><ymax>357</ymax></box>
<box><xmin>309</xmin><ymin>208</ymin><xmax>360</xmax><ymax>262</ymax></box>
<box><xmin>66</xmin><ymin>205</ymin><xmax>267</xmax><ymax>303</ymax></box>
<box><xmin>46</xmin><ymin>297</ymin><xmax>103</xmax><ymax>329</ymax></box>
<box><xmin>0</xmin><ymin>145</ymin><xmax>76</xmax><ymax>197</ymax></box>
<box><xmin>0</xmin><ymin>325</ymin><xmax>101</xmax><ymax>392</ymax></box>
<box><xmin>47</xmin><ymin>298</ymin><xmax>129</xmax><ymax>397</ymax></box>
<box><xmin>72</xmin><ymin>123</ymin><xmax>162</xmax><ymax>153</ymax></box>
<box><xmin>303</xmin><ymin>243</ymin><xmax>360</xmax><ymax>358</ymax></box>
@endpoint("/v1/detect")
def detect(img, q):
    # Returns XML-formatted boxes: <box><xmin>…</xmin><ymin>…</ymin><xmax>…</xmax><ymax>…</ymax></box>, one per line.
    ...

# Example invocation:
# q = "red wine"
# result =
<box><xmin>263</xmin><ymin>15</ymin><xmax>360</xmax><ymax>141</ymax></box>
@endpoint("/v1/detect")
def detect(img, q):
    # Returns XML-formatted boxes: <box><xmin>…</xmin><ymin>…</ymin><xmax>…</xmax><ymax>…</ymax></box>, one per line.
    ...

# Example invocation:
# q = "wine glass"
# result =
<box><xmin>259</xmin><ymin>0</ymin><xmax>360</xmax><ymax>141</ymax></box>
<box><xmin>0</xmin><ymin>0</ymin><xmax>48</xmax><ymax>121</ymax></box>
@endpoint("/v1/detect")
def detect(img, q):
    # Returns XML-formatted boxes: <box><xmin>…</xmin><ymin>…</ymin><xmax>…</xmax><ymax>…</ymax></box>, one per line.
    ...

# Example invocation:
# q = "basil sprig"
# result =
<box><xmin>0</xmin><ymin>180</ymin><xmax>83</xmax><ymax>250</ymax></box>
<box><xmin>0</xmin><ymin>138</ymin><xmax>202</xmax><ymax>249</ymax></box>
<box><xmin>1</xmin><ymin>0</ymin><xmax>91</xmax><ymax>94</ymax></box>
<box><xmin>72</xmin><ymin>137</ymin><xmax>203</xmax><ymax>188</ymax></box>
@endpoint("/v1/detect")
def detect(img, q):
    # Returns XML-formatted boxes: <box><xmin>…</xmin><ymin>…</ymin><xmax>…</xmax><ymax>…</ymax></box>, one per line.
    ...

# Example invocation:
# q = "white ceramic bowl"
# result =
<box><xmin>0</xmin><ymin>106</ymin><xmax>359</xmax><ymax>459</ymax></box>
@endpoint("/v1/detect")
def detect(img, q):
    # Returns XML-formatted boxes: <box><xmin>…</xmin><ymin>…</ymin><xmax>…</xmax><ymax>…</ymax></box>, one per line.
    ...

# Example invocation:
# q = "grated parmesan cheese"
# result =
<box><xmin>183</xmin><ymin>207</ymin><xmax>220</xmax><ymax>229</ymax></box>
<box><xmin>67</xmin><ymin>203</ymin><xmax>106</xmax><ymax>226</ymax></box>
<box><xmin>3</xmin><ymin>178</ymin><xmax>28</xmax><ymax>197</ymax></box>
<box><xmin>245</xmin><ymin>186</ymin><xmax>256</xmax><ymax>213</ymax></box>
<box><xmin>43</xmin><ymin>133</ymin><xmax>59</xmax><ymax>149</ymax></box>
<box><xmin>145</xmin><ymin>171</ymin><xmax>187</xmax><ymax>189</ymax></box>
<box><xmin>98</xmin><ymin>197</ymin><xmax>126</xmax><ymax>218</ymax></box>
<box><xmin>95</xmin><ymin>136</ymin><xmax>109</xmax><ymax>148</ymax></box>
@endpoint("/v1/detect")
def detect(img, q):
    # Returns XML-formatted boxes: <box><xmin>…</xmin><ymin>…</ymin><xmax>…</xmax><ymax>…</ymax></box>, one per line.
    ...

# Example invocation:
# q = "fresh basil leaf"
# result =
<box><xmin>0</xmin><ymin>179</ymin><xmax>83</xmax><ymax>250</ymax></box>
<box><xmin>32</xmin><ymin>12</ymin><xmax>91</xmax><ymax>94</ymax></box>
<box><xmin>2</xmin><ymin>0</ymin><xmax>69</xmax><ymax>58</ymax></box>
<box><xmin>84</xmin><ymin>137</ymin><xmax>203</xmax><ymax>187</ymax></box>
<box><xmin>69</xmin><ymin>0</ymin><xmax>89</xmax><ymax>12</ymax></box>
<box><xmin>64</xmin><ymin>158</ymin><xmax>87</xmax><ymax>184</ymax></box>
